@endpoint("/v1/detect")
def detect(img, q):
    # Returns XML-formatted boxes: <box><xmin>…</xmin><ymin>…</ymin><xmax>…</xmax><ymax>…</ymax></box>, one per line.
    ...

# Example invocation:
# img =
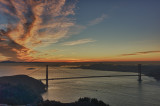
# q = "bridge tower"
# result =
<box><xmin>138</xmin><ymin>64</ymin><xmax>142</xmax><ymax>82</ymax></box>
<box><xmin>46</xmin><ymin>65</ymin><xmax>48</xmax><ymax>89</ymax></box>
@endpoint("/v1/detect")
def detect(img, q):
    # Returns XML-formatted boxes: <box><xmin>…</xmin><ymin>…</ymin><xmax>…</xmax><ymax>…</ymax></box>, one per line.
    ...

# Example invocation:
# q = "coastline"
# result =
<box><xmin>71</xmin><ymin>64</ymin><xmax>160</xmax><ymax>81</ymax></box>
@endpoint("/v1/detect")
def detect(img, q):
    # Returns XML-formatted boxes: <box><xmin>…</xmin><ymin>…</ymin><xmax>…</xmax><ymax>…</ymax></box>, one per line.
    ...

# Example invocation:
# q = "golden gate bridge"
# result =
<box><xmin>28</xmin><ymin>64</ymin><xmax>143</xmax><ymax>89</ymax></box>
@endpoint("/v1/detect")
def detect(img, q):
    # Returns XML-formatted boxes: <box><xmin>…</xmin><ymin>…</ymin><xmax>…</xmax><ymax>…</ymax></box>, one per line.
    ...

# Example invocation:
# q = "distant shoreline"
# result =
<box><xmin>1</xmin><ymin>61</ymin><xmax>160</xmax><ymax>64</ymax></box>
<box><xmin>72</xmin><ymin>64</ymin><xmax>160</xmax><ymax>81</ymax></box>
<box><xmin>0</xmin><ymin>62</ymin><xmax>160</xmax><ymax>81</ymax></box>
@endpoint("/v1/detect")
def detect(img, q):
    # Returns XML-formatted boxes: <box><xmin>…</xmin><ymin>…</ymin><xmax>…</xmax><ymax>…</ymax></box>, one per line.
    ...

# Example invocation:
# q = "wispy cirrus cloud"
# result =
<box><xmin>88</xmin><ymin>14</ymin><xmax>108</xmax><ymax>26</ymax></box>
<box><xmin>0</xmin><ymin>0</ymin><xmax>77</xmax><ymax>61</ymax></box>
<box><xmin>120</xmin><ymin>50</ymin><xmax>160</xmax><ymax>56</ymax></box>
<box><xmin>67</xmin><ymin>14</ymin><xmax>108</xmax><ymax>37</ymax></box>
<box><xmin>0</xmin><ymin>24</ymin><xmax>8</xmax><ymax>29</ymax></box>
<box><xmin>63</xmin><ymin>38</ymin><xmax>95</xmax><ymax>46</ymax></box>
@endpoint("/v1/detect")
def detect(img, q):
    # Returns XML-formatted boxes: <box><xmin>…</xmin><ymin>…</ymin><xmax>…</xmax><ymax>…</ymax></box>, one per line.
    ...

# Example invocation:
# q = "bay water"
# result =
<box><xmin>0</xmin><ymin>63</ymin><xmax>160</xmax><ymax>106</ymax></box>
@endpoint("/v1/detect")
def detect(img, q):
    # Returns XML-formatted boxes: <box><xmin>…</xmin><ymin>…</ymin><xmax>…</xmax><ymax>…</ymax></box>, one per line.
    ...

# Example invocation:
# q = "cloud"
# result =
<box><xmin>0</xmin><ymin>0</ymin><xmax>77</xmax><ymax>61</ymax></box>
<box><xmin>120</xmin><ymin>50</ymin><xmax>160</xmax><ymax>56</ymax></box>
<box><xmin>67</xmin><ymin>25</ymin><xmax>86</xmax><ymax>37</ymax></box>
<box><xmin>0</xmin><ymin>24</ymin><xmax>8</xmax><ymax>29</ymax></box>
<box><xmin>88</xmin><ymin>14</ymin><xmax>108</xmax><ymax>26</ymax></box>
<box><xmin>63</xmin><ymin>38</ymin><xmax>95</xmax><ymax>46</ymax></box>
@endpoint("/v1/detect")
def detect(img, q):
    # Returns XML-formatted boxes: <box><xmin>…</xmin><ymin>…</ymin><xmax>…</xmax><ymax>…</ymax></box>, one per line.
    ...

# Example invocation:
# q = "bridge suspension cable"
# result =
<box><xmin>27</xmin><ymin>67</ymin><xmax>43</xmax><ymax>76</ymax></box>
<box><xmin>53</xmin><ymin>67</ymin><xmax>90</xmax><ymax>77</ymax></box>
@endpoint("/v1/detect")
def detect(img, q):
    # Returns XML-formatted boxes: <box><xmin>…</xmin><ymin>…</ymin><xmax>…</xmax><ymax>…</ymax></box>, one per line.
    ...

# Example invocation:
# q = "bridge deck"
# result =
<box><xmin>39</xmin><ymin>74</ymin><xmax>144</xmax><ymax>80</ymax></box>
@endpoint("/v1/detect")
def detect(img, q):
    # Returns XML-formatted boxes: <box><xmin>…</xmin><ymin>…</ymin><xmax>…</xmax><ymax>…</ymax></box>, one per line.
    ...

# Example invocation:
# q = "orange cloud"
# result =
<box><xmin>63</xmin><ymin>39</ymin><xmax>95</xmax><ymax>46</ymax></box>
<box><xmin>120</xmin><ymin>50</ymin><xmax>160</xmax><ymax>56</ymax></box>
<box><xmin>0</xmin><ymin>0</ymin><xmax>76</xmax><ymax>61</ymax></box>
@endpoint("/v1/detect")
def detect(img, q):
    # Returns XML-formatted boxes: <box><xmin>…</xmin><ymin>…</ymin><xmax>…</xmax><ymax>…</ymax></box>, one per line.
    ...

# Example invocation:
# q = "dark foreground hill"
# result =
<box><xmin>0</xmin><ymin>75</ymin><xmax>45</xmax><ymax>105</ymax></box>
<box><xmin>38</xmin><ymin>97</ymin><xmax>109</xmax><ymax>106</ymax></box>
<box><xmin>0</xmin><ymin>75</ymin><xmax>109</xmax><ymax>106</ymax></box>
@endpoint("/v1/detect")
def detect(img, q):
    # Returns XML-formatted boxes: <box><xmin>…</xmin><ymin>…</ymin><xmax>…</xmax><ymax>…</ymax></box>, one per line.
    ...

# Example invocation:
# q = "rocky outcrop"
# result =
<box><xmin>0</xmin><ymin>75</ymin><xmax>46</xmax><ymax>105</ymax></box>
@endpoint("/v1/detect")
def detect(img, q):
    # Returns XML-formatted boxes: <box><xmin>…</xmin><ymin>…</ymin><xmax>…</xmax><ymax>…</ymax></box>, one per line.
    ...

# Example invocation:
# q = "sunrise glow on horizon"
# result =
<box><xmin>0</xmin><ymin>0</ymin><xmax>160</xmax><ymax>62</ymax></box>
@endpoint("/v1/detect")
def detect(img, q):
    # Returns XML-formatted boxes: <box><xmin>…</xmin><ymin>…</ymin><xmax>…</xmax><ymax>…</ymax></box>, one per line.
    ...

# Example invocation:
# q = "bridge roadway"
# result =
<box><xmin>39</xmin><ymin>74</ymin><xmax>144</xmax><ymax>81</ymax></box>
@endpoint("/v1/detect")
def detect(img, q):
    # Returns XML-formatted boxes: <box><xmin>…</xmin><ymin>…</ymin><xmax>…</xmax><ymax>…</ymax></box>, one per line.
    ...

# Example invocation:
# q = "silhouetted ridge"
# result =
<box><xmin>0</xmin><ymin>75</ymin><xmax>45</xmax><ymax>105</ymax></box>
<box><xmin>38</xmin><ymin>97</ymin><xmax>109</xmax><ymax>106</ymax></box>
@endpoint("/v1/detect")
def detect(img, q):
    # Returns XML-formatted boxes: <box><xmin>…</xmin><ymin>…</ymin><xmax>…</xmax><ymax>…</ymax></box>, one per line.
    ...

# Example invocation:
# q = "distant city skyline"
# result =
<box><xmin>0</xmin><ymin>0</ymin><xmax>160</xmax><ymax>62</ymax></box>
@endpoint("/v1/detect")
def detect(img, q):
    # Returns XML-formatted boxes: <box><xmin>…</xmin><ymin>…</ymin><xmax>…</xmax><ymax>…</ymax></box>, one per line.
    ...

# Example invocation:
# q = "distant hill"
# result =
<box><xmin>0</xmin><ymin>60</ymin><xmax>17</xmax><ymax>63</ymax></box>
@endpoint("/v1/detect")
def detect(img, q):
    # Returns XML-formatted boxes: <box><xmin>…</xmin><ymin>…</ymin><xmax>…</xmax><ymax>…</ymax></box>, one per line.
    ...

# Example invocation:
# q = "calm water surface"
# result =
<box><xmin>0</xmin><ymin>63</ymin><xmax>160</xmax><ymax>106</ymax></box>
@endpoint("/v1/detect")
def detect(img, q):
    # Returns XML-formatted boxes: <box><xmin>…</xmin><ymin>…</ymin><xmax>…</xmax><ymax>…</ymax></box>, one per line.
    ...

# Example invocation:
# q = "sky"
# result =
<box><xmin>0</xmin><ymin>0</ymin><xmax>160</xmax><ymax>62</ymax></box>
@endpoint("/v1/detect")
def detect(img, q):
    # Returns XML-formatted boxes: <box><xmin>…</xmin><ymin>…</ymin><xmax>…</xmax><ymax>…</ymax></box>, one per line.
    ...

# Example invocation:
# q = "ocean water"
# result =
<box><xmin>0</xmin><ymin>63</ymin><xmax>160</xmax><ymax>106</ymax></box>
